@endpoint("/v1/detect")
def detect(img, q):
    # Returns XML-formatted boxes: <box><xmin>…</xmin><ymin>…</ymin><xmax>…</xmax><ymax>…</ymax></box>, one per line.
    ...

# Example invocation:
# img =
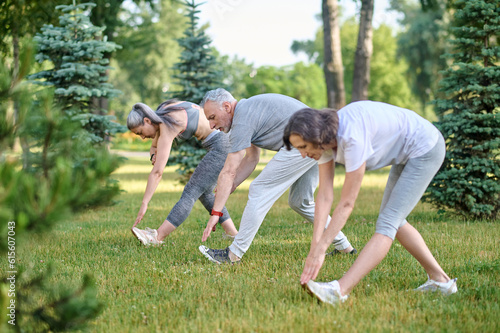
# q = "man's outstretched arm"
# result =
<box><xmin>202</xmin><ymin>149</ymin><xmax>246</xmax><ymax>241</ymax></box>
<box><xmin>232</xmin><ymin>144</ymin><xmax>261</xmax><ymax>192</ymax></box>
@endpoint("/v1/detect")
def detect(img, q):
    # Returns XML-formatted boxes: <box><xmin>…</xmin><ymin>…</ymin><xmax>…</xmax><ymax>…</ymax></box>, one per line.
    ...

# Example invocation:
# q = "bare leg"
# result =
<box><xmin>395</xmin><ymin>223</ymin><xmax>450</xmax><ymax>282</ymax></box>
<box><xmin>157</xmin><ymin>220</ymin><xmax>177</xmax><ymax>241</ymax></box>
<box><xmin>341</xmin><ymin>246</ymin><xmax>355</xmax><ymax>253</ymax></box>
<box><xmin>221</xmin><ymin>219</ymin><xmax>238</xmax><ymax>236</ymax></box>
<box><xmin>338</xmin><ymin>233</ymin><xmax>393</xmax><ymax>295</ymax></box>
<box><xmin>157</xmin><ymin>218</ymin><xmax>238</xmax><ymax>242</ymax></box>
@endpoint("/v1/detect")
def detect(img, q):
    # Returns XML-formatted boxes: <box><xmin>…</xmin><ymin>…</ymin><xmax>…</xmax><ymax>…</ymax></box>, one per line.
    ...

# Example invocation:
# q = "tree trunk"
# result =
<box><xmin>12</xmin><ymin>24</ymin><xmax>31</xmax><ymax>169</ymax></box>
<box><xmin>89</xmin><ymin>3</ymin><xmax>119</xmax><ymax>116</ymax></box>
<box><xmin>90</xmin><ymin>32</ymin><xmax>110</xmax><ymax>117</ymax></box>
<box><xmin>322</xmin><ymin>0</ymin><xmax>345</xmax><ymax>109</ymax></box>
<box><xmin>352</xmin><ymin>0</ymin><xmax>374</xmax><ymax>102</ymax></box>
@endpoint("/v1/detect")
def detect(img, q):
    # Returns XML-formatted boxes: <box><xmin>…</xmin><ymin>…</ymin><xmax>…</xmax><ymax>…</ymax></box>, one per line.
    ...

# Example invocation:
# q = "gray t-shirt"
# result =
<box><xmin>228</xmin><ymin>94</ymin><xmax>308</xmax><ymax>153</ymax></box>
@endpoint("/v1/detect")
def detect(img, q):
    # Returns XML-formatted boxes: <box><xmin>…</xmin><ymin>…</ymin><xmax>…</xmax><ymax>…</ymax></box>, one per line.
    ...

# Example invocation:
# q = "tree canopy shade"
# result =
<box><xmin>392</xmin><ymin>0</ymin><xmax>448</xmax><ymax>116</ymax></box>
<box><xmin>419</xmin><ymin>0</ymin><xmax>439</xmax><ymax>11</ymax></box>
<box><xmin>112</xmin><ymin>0</ymin><xmax>184</xmax><ymax>111</ymax></box>
<box><xmin>425</xmin><ymin>0</ymin><xmax>500</xmax><ymax>219</ymax></box>
<box><xmin>0</xmin><ymin>0</ymin><xmax>60</xmax><ymax>57</ymax></box>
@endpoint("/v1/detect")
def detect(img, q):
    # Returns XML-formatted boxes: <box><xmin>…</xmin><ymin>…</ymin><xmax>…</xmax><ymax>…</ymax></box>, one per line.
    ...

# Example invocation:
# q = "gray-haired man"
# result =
<box><xmin>199</xmin><ymin>88</ymin><xmax>355</xmax><ymax>263</ymax></box>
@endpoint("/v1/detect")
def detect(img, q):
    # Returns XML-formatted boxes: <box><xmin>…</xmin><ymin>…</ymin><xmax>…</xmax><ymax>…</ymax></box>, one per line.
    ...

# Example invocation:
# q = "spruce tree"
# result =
<box><xmin>168</xmin><ymin>0</ymin><xmax>225</xmax><ymax>181</ymax></box>
<box><xmin>425</xmin><ymin>0</ymin><xmax>500</xmax><ymax>219</ymax></box>
<box><xmin>170</xmin><ymin>0</ymin><xmax>224</xmax><ymax>102</ymax></box>
<box><xmin>30</xmin><ymin>1</ymin><xmax>125</xmax><ymax>144</ymax></box>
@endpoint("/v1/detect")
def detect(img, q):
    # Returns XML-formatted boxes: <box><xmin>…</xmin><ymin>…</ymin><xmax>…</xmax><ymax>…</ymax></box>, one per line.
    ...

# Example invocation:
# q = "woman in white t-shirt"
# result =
<box><xmin>283</xmin><ymin>101</ymin><xmax>457</xmax><ymax>305</ymax></box>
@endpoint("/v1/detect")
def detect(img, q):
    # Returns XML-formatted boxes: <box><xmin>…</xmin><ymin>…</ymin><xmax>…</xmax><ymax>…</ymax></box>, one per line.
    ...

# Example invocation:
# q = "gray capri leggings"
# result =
<box><xmin>376</xmin><ymin>134</ymin><xmax>446</xmax><ymax>239</ymax></box>
<box><xmin>166</xmin><ymin>131</ymin><xmax>231</xmax><ymax>227</ymax></box>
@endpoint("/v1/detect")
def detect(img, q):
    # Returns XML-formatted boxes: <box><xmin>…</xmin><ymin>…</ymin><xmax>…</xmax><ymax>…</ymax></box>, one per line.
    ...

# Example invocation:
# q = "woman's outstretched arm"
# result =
<box><xmin>300</xmin><ymin>162</ymin><xmax>366</xmax><ymax>285</ymax></box>
<box><xmin>133</xmin><ymin>125</ymin><xmax>177</xmax><ymax>228</ymax></box>
<box><xmin>149</xmin><ymin>131</ymin><xmax>160</xmax><ymax>164</ymax></box>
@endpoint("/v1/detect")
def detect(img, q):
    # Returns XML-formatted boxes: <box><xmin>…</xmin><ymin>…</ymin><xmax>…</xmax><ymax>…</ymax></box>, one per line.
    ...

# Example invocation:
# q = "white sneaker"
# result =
<box><xmin>415</xmin><ymin>277</ymin><xmax>458</xmax><ymax>295</ymax></box>
<box><xmin>132</xmin><ymin>227</ymin><xmax>163</xmax><ymax>246</ymax></box>
<box><xmin>305</xmin><ymin>280</ymin><xmax>348</xmax><ymax>305</ymax></box>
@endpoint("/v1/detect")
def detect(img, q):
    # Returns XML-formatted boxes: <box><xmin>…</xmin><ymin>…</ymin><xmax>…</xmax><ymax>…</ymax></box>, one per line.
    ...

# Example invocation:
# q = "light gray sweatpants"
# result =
<box><xmin>229</xmin><ymin>147</ymin><xmax>352</xmax><ymax>258</ymax></box>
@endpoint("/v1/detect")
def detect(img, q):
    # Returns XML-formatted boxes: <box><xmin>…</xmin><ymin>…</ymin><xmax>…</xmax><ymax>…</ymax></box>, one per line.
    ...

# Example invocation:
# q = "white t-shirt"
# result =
<box><xmin>317</xmin><ymin>101</ymin><xmax>440</xmax><ymax>172</ymax></box>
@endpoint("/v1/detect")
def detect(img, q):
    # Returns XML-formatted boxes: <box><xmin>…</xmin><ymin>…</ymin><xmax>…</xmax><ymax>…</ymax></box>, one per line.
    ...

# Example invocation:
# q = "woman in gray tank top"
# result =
<box><xmin>126</xmin><ymin>99</ymin><xmax>238</xmax><ymax>246</ymax></box>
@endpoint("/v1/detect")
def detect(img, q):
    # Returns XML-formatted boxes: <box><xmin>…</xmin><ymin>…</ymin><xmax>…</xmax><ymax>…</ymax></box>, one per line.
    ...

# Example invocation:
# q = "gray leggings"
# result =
<box><xmin>376</xmin><ymin>134</ymin><xmax>446</xmax><ymax>239</ymax></box>
<box><xmin>166</xmin><ymin>131</ymin><xmax>231</xmax><ymax>227</ymax></box>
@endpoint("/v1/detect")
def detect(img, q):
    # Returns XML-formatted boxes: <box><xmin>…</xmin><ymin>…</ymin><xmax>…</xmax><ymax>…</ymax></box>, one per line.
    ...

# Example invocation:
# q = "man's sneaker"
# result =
<box><xmin>131</xmin><ymin>227</ymin><xmax>163</xmax><ymax>246</ymax></box>
<box><xmin>415</xmin><ymin>277</ymin><xmax>458</xmax><ymax>295</ymax></box>
<box><xmin>326</xmin><ymin>248</ymin><xmax>358</xmax><ymax>256</ymax></box>
<box><xmin>304</xmin><ymin>280</ymin><xmax>348</xmax><ymax>305</ymax></box>
<box><xmin>198</xmin><ymin>245</ymin><xmax>238</xmax><ymax>264</ymax></box>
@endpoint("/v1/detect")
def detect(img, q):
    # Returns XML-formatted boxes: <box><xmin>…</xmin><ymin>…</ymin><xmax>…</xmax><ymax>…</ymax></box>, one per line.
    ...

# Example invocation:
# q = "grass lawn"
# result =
<box><xmin>18</xmin><ymin>155</ymin><xmax>499</xmax><ymax>332</ymax></box>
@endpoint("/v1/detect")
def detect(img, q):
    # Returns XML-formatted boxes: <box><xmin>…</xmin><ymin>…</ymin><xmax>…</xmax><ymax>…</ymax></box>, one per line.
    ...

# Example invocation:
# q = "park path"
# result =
<box><xmin>111</xmin><ymin>150</ymin><xmax>149</xmax><ymax>158</ymax></box>
<box><xmin>111</xmin><ymin>149</ymin><xmax>276</xmax><ymax>163</ymax></box>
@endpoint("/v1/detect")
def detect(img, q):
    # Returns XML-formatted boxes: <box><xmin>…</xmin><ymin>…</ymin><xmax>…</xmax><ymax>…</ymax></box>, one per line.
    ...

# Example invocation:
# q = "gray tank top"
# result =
<box><xmin>175</xmin><ymin>102</ymin><xmax>200</xmax><ymax>140</ymax></box>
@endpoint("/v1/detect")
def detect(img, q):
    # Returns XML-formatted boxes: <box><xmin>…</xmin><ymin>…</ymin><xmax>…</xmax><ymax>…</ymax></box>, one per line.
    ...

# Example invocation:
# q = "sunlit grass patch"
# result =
<box><xmin>15</xmin><ymin>156</ymin><xmax>500</xmax><ymax>332</ymax></box>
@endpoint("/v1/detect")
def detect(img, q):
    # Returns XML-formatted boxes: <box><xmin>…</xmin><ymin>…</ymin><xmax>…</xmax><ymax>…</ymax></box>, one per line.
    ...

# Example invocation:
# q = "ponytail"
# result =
<box><xmin>127</xmin><ymin>102</ymin><xmax>181</xmax><ymax>131</ymax></box>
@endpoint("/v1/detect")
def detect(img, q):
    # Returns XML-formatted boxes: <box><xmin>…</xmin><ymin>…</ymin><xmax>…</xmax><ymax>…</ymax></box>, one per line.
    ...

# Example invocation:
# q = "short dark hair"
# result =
<box><xmin>283</xmin><ymin>108</ymin><xmax>339</xmax><ymax>150</ymax></box>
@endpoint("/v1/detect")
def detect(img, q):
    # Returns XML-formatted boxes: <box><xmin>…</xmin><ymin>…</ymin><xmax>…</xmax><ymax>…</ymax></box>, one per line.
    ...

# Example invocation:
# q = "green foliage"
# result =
<box><xmin>289</xmin><ymin>62</ymin><xmax>327</xmax><ymax>108</ymax></box>
<box><xmin>168</xmin><ymin>0</ymin><xmax>225</xmax><ymax>182</ymax></box>
<box><xmin>169</xmin><ymin>0</ymin><xmax>224</xmax><ymax>102</ymax></box>
<box><xmin>88</xmin><ymin>0</ymin><xmax>146</xmax><ymax>43</ymax></box>
<box><xmin>243</xmin><ymin>65</ymin><xmax>288</xmax><ymax>96</ymax></box>
<box><xmin>0</xmin><ymin>43</ymin><xmax>121</xmax><ymax>331</ymax></box>
<box><xmin>0</xmin><ymin>43</ymin><xmax>31</xmax><ymax>149</ymax></box>
<box><xmin>170</xmin><ymin>137</ymin><xmax>207</xmax><ymax>181</ymax></box>
<box><xmin>0</xmin><ymin>92</ymin><xmax>123</xmax><ymax>241</ymax></box>
<box><xmin>392</xmin><ymin>0</ymin><xmax>448</xmax><ymax>115</ymax></box>
<box><xmin>0</xmin><ymin>0</ymin><xmax>61</xmax><ymax>57</ymax></box>
<box><xmin>112</xmin><ymin>0</ymin><xmax>184</xmax><ymax>115</ymax></box>
<box><xmin>291</xmin><ymin>17</ymin><xmax>415</xmax><ymax>109</ymax></box>
<box><xmin>419</xmin><ymin>0</ymin><xmax>439</xmax><ymax>11</ymax></box>
<box><xmin>12</xmin><ymin>267</ymin><xmax>103</xmax><ymax>332</ymax></box>
<box><xmin>239</xmin><ymin>62</ymin><xmax>327</xmax><ymax>109</ymax></box>
<box><xmin>216</xmin><ymin>49</ymin><xmax>326</xmax><ymax>108</ymax></box>
<box><xmin>425</xmin><ymin>0</ymin><xmax>500</xmax><ymax>219</ymax></box>
<box><xmin>291</xmin><ymin>28</ymin><xmax>324</xmax><ymax>65</ymax></box>
<box><xmin>216</xmin><ymin>51</ymin><xmax>328</xmax><ymax>107</ymax></box>
<box><xmin>340</xmin><ymin>19</ymin><xmax>415</xmax><ymax>108</ymax></box>
<box><xmin>368</xmin><ymin>24</ymin><xmax>417</xmax><ymax>111</ymax></box>
<box><xmin>29</xmin><ymin>2</ymin><xmax>125</xmax><ymax>144</ymax></box>
<box><xmin>216</xmin><ymin>53</ymin><xmax>254</xmax><ymax>100</ymax></box>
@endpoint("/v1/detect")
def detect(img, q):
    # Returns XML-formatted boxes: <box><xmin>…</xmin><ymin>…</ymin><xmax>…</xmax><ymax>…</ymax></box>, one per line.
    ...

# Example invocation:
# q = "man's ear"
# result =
<box><xmin>144</xmin><ymin>117</ymin><xmax>151</xmax><ymax>125</ymax></box>
<box><xmin>223</xmin><ymin>101</ymin><xmax>232</xmax><ymax>113</ymax></box>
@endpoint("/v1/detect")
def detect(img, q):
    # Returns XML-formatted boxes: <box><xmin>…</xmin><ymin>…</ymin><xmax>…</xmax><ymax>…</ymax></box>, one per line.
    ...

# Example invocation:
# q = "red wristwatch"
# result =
<box><xmin>211</xmin><ymin>209</ymin><xmax>223</xmax><ymax>217</ymax></box>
